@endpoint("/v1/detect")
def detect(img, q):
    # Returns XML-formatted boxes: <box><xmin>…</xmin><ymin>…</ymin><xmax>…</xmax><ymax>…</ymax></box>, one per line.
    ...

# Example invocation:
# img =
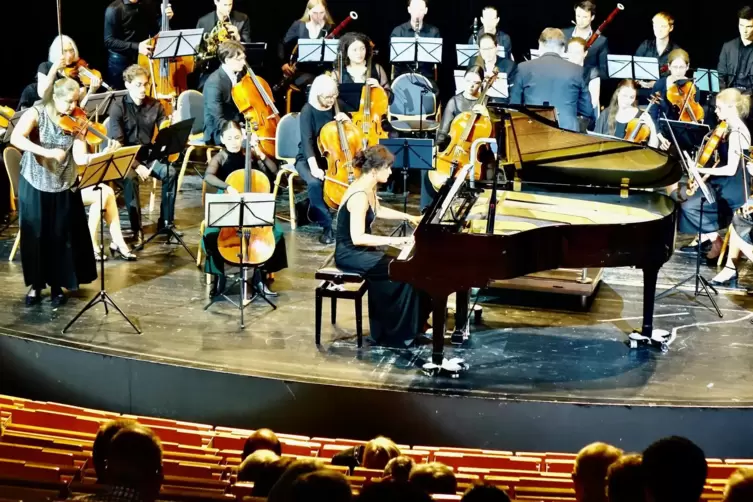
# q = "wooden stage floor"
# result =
<box><xmin>1</xmin><ymin>174</ymin><xmax>752</xmax><ymax>409</ymax></box>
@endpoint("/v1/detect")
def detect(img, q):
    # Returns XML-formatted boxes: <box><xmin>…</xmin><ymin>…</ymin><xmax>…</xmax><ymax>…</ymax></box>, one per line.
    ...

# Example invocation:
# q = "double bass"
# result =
<box><xmin>319</xmin><ymin>99</ymin><xmax>365</xmax><ymax>210</ymax></box>
<box><xmin>429</xmin><ymin>69</ymin><xmax>499</xmax><ymax>190</ymax></box>
<box><xmin>139</xmin><ymin>0</ymin><xmax>194</xmax><ymax>112</ymax></box>
<box><xmin>232</xmin><ymin>64</ymin><xmax>280</xmax><ymax>159</ymax></box>
<box><xmin>217</xmin><ymin>124</ymin><xmax>276</xmax><ymax>267</ymax></box>
<box><xmin>350</xmin><ymin>51</ymin><xmax>389</xmax><ymax>148</ymax></box>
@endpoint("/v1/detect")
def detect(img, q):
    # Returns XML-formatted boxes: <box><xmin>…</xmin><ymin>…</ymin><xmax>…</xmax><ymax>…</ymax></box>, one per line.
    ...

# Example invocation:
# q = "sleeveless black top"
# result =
<box><xmin>334</xmin><ymin>191</ymin><xmax>382</xmax><ymax>275</ymax></box>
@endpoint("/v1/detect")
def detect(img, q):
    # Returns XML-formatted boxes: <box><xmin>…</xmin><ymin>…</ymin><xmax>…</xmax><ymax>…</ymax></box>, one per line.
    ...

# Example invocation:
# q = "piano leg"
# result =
<box><xmin>422</xmin><ymin>293</ymin><xmax>469</xmax><ymax>378</ymax></box>
<box><xmin>628</xmin><ymin>266</ymin><xmax>673</xmax><ymax>352</ymax></box>
<box><xmin>452</xmin><ymin>289</ymin><xmax>470</xmax><ymax>345</ymax></box>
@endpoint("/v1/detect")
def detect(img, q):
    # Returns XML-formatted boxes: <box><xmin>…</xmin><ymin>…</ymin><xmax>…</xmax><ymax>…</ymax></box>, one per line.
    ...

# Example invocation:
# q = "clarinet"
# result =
<box><xmin>471</xmin><ymin>17</ymin><xmax>479</xmax><ymax>45</ymax></box>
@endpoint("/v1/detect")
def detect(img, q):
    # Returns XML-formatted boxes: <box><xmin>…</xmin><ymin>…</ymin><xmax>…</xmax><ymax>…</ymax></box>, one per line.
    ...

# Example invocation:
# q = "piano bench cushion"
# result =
<box><xmin>315</xmin><ymin>253</ymin><xmax>364</xmax><ymax>284</ymax></box>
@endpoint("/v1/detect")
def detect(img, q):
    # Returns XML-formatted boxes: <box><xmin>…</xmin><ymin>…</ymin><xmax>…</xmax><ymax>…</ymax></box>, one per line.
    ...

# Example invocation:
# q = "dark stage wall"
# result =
<box><xmin>3</xmin><ymin>0</ymin><xmax>749</xmax><ymax>103</ymax></box>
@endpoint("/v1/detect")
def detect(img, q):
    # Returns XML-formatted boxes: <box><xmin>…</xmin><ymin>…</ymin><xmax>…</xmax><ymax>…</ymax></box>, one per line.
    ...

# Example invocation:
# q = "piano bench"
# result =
<box><xmin>315</xmin><ymin>254</ymin><xmax>368</xmax><ymax>348</ymax></box>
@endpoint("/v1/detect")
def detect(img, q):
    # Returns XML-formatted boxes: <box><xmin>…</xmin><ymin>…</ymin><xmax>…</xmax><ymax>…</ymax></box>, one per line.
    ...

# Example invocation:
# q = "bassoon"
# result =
<box><xmin>585</xmin><ymin>4</ymin><xmax>624</xmax><ymax>49</ymax></box>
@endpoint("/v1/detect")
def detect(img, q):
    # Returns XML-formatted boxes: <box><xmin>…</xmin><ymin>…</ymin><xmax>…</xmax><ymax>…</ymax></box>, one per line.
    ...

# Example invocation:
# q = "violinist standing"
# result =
<box><xmin>635</xmin><ymin>12</ymin><xmax>681</xmax><ymax>95</ymax></box>
<box><xmin>104</xmin><ymin>0</ymin><xmax>174</xmax><ymax>90</ymax></box>
<box><xmin>279</xmin><ymin>0</ymin><xmax>335</xmax><ymax>91</ymax></box>
<box><xmin>195</xmin><ymin>0</ymin><xmax>251</xmax><ymax>90</ymax></box>
<box><xmin>10</xmin><ymin>78</ymin><xmax>98</xmax><ymax>307</ymax></box>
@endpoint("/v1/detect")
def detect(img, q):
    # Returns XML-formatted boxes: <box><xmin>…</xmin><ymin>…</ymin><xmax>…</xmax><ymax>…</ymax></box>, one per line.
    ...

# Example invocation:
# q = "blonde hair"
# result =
<box><xmin>308</xmin><ymin>74</ymin><xmax>337</xmax><ymax>105</ymax></box>
<box><xmin>718</xmin><ymin>88</ymin><xmax>752</xmax><ymax>119</ymax></box>
<box><xmin>667</xmin><ymin>48</ymin><xmax>689</xmax><ymax>66</ymax></box>
<box><xmin>725</xmin><ymin>469</ymin><xmax>753</xmax><ymax>502</ymax></box>
<box><xmin>653</xmin><ymin>11</ymin><xmax>675</xmax><ymax>26</ymax></box>
<box><xmin>48</xmin><ymin>35</ymin><xmax>79</xmax><ymax>64</ymax></box>
<box><xmin>300</xmin><ymin>0</ymin><xmax>334</xmax><ymax>24</ymax></box>
<box><xmin>43</xmin><ymin>77</ymin><xmax>79</xmax><ymax>114</ymax></box>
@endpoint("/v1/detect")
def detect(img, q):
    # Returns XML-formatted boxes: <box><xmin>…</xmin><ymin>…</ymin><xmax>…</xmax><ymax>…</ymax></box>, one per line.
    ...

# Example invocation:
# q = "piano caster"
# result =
<box><xmin>451</xmin><ymin>328</ymin><xmax>469</xmax><ymax>345</ymax></box>
<box><xmin>422</xmin><ymin>358</ymin><xmax>469</xmax><ymax>378</ymax></box>
<box><xmin>628</xmin><ymin>329</ymin><xmax>672</xmax><ymax>353</ymax></box>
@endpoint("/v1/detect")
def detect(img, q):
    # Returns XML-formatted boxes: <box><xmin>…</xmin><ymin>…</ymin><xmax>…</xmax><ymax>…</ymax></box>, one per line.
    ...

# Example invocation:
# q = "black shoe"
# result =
<box><xmin>132</xmin><ymin>230</ymin><xmax>144</xmax><ymax>247</ymax></box>
<box><xmin>679</xmin><ymin>240</ymin><xmax>712</xmax><ymax>254</ymax></box>
<box><xmin>319</xmin><ymin>228</ymin><xmax>335</xmax><ymax>245</ymax></box>
<box><xmin>710</xmin><ymin>267</ymin><xmax>739</xmax><ymax>288</ymax></box>
<box><xmin>209</xmin><ymin>275</ymin><xmax>226</xmax><ymax>298</ymax></box>
<box><xmin>25</xmin><ymin>288</ymin><xmax>42</xmax><ymax>306</ymax></box>
<box><xmin>109</xmin><ymin>243</ymin><xmax>137</xmax><ymax>261</ymax></box>
<box><xmin>256</xmin><ymin>281</ymin><xmax>278</xmax><ymax>297</ymax></box>
<box><xmin>50</xmin><ymin>292</ymin><xmax>67</xmax><ymax>308</ymax></box>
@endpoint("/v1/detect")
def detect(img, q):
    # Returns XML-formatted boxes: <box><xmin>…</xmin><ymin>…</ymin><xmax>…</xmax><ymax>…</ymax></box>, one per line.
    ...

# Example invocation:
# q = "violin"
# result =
<box><xmin>430</xmin><ymin>69</ymin><xmax>499</xmax><ymax>190</ymax></box>
<box><xmin>667</xmin><ymin>80</ymin><xmax>704</xmax><ymax>123</ymax></box>
<box><xmin>58</xmin><ymin>106</ymin><xmax>109</xmax><ymax>146</ymax></box>
<box><xmin>351</xmin><ymin>52</ymin><xmax>389</xmax><ymax>148</ymax></box>
<box><xmin>61</xmin><ymin>59</ymin><xmax>111</xmax><ymax>90</ymax></box>
<box><xmin>231</xmin><ymin>65</ymin><xmax>280</xmax><ymax>159</ymax></box>
<box><xmin>686</xmin><ymin>121</ymin><xmax>728</xmax><ymax>197</ymax></box>
<box><xmin>217</xmin><ymin>126</ymin><xmax>276</xmax><ymax>266</ymax></box>
<box><xmin>319</xmin><ymin>99</ymin><xmax>364</xmax><ymax>210</ymax></box>
<box><xmin>624</xmin><ymin>93</ymin><xmax>661</xmax><ymax>144</ymax></box>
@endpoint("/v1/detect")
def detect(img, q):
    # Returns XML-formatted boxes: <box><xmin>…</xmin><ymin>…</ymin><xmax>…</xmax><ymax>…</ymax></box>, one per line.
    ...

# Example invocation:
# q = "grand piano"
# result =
<box><xmin>389</xmin><ymin>104</ymin><xmax>682</xmax><ymax>372</ymax></box>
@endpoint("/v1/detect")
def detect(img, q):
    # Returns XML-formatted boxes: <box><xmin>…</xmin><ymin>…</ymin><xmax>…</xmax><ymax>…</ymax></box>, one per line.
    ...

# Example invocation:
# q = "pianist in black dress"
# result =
<box><xmin>334</xmin><ymin>145</ymin><xmax>429</xmax><ymax>347</ymax></box>
<box><xmin>678</xmin><ymin>88</ymin><xmax>752</xmax><ymax>261</ymax></box>
<box><xmin>420</xmin><ymin>66</ymin><xmax>484</xmax><ymax>212</ymax></box>
<box><xmin>595</xmin><ymin>79</ymin><xmax>659</xmax><ymax>148</ymax></box>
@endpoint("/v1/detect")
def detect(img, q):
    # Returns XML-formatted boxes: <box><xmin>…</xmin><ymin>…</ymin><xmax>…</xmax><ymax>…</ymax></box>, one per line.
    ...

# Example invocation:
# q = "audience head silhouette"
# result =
<box><xmin>409</xmin><ymin>462</ymin><xmax>457</xmax><ymax>495</ymax></box>
<box><xmin>642</xmin><ymin>436</ymin><xmax>707</xmax><ymax>502</ymax></box>
<box><xmin>267</xmin><ymin>458</ymin><xmax>323</xmax><ymax>502</ymax></box>
<box><xmin>461</xmin><ymin>483</ymin><xmax>512</xmax><ymax>502</ymax></box>
<box><xmin>573</xmin><ymin>442</ymin><xmax>624</xmax><ymax>502</ymax></box>
<box><xmin>607</xmin><ymin>454</ymin><xmax>645</xmax><ymax>502</ymax></box>
<box><xmin>92</xmin><ymin>419</ymin><xmax>139</xmax><ymax>484</ymax></box>
<box><xmin>362</xmin><ymin>436</ymin><xmax>401</xmax><ymax>469</ymax></box>
<box><xmin>724</xmin><ymin>468</ymin><xmax>753</xmax><ymax>502</ymax></box>
<box><xmin>384</xmin><ymin>455</ymin><xmax>416</xmax><ymax>483</ymax></box>
<box><xmin>358</xmin><ymin>480</ymin><xmax>432</xmax><ymax>502</ymax></box>
<box><xmin>104</xmin><ymin>426</ymin><xmax>163</xmax><ymax>502</ymax></box>
<box><xmin>242</xmin><ymin>428</ymin><xmax>282</xmax><ymax>459</ymax></box>
<box><xmin>290</xmin><ymin>469</ymin><xmax>352</xmax><ymax>502</ymax></box>
<box><xmin>238</xmin><ymin>450</ymin><xmax>290</xmax><ymax>497</ymax></box>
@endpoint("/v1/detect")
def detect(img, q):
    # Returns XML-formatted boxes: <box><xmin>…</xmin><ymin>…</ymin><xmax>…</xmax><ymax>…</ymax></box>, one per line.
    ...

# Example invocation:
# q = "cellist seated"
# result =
<box><xmin>203</xmin><ymin>121</ymin><xmax>287</xmax><ymax>299</ymax></box>
<box><xmin>202</xmin><ymin>41</ymin><xmax>246</xmax><ymax>146</ymax></box>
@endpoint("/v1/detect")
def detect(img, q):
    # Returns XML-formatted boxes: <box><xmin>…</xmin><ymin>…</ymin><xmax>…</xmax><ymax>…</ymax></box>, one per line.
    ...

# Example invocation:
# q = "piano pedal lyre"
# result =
<box><xmin>422</xmin><ymin>358</ymin><xmax>469</xmax><ymax>378</ymax></box>
<box><xmin>628</xmin><ymin>329</ymin><xmax>672</xmax><ymax>353</ymax></box>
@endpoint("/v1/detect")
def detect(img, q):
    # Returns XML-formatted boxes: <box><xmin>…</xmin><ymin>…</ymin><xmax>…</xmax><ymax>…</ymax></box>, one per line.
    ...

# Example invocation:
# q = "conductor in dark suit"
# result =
<box><xmin>562</xmin><ymin>1</ymin><xmax>608</xmax><ymax>80</ymax></box>
<box><xmin>510</xmin><ymin>28</ymin><xmax>595</xmax><ymax>132</ymax></box>
<box><xmin>203</xmin><ymin>41</ymin><xmax>246</xmax><ymax>145</ymax></box>
<box><xmin>195</xmin><ymin>0</ymin><xmax>252</xmax><ymax>90</ymax></box>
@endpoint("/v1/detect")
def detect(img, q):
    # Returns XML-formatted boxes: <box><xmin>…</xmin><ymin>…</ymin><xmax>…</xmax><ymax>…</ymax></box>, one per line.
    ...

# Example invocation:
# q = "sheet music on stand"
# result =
<box><xmin>78</xmin><ymin>145</ymin><xmax>141</xmax><ymax>190</ymax></box>
<box><xmin>82</xmin><ymin>90</ymin><xmax>128</xmax><ymax>120</ymax></box>
<box><xmin>205</xmin><ymin>192</ymin><xmax>276</xmax><ymax>228</ymax></box>
<box><xmin>607</xmin><ymin>55</ymin><xmax>660</xmax><ymax>80</ymax></box>
<box><xmin>152</xmin><ymin>28</ymin><xmax>203</xmax><ymax>59</ymax></box>
<box><xmin>694</xmin><ymin>68</ymin><xmax>721</xmax><ymax>93</ymax></box>
<box><xmin>298</xmin><ymin>39</ymin><xmax>339</xmax><ymax>63</ymax></box>
<box><xmin>688</xmin><ymin>163</ymin><xmax>714</xmax><ymax>203</ymax></box>
<box><xmin>453</xmin><ymin>70</ymin><xmax>508</xmax><ymax>98</ymax></box>
<box><xmin>390</xmin><ymin>37</ymin><xmax>443</xmax><ymax>64</ymax></box>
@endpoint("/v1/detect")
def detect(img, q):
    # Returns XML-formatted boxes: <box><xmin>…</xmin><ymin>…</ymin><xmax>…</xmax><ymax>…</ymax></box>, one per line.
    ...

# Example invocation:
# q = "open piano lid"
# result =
<box><xmin>491</xmin><ymin>104</ymin><xmax>682</xmax><ymax>189</ymax></box>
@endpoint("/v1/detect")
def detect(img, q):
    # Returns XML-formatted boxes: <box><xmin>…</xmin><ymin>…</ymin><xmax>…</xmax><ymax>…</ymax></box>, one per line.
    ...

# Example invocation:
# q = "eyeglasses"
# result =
<box><xmin>669</xmin><ymin>64</ymin><xmax>687</xmax><ymax>70</ymax></box>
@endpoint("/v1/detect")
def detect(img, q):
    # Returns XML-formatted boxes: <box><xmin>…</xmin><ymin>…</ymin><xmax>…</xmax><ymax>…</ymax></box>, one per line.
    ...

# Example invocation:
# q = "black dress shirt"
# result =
<box><xmin>468</xmin><ymin>28</ymin><xmax>513</xmax><ymax>60</ymax></box>
<box><xmin>107</xmin><ymin>94</ymin><xmax>166</xmax><ymax>162</ymax></box>
<box><xmin>104</xmin><ymin>0</ymin><xmax>159</xmax><ymax>58</ymax></box>
<box><xmin>296</xmin><ymin>102</ymin><xmax>337</xmax><ymax>163</ymax></box>
<box><xmin>436</xmin><ymin>94</ymin><xmax>476</xmax><ymax>149</ymax></box>
<box><xmin>635</xmin><ymin>39</ymin><xmax>681</xmax><ymax>77</ymax></box>
<box><xmin>390</xmin><ymin>21</ymin><xmax>441</xmax><ymax>81</ymax></box>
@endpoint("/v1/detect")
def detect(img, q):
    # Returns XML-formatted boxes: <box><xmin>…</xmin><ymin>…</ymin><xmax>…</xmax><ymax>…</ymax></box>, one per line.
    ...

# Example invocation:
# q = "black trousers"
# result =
<box><xmin>118</xmin><ymin>161</ymin><xmax>177</xmax><ymax>234</ymax></box>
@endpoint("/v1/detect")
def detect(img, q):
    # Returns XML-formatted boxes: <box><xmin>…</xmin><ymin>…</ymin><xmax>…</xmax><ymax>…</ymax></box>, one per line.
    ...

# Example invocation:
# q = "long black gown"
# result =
<box><xmin>334</xmin><ymin>191</ymin><xmax>429</xmax><ymax>347</ymax></box>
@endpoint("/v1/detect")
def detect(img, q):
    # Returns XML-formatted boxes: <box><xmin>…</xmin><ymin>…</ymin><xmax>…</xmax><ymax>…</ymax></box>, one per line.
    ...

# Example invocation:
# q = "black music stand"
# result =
<box><xmin>83</xmin><ymin>90</ymin><xmax>127</xmax><ymax>121</ymax></box>
<box><xmin>132</xmin><ymin>118</ymin><xmax>195</xmax><ymax>259</ymax></box>
<box><xmin>337</xmin><ymin>83</ymin><xmax>365</xmax><ymax>114</ymax></box>
<box><xmin>152</xmin><ymin>28</ymin><xmax>203</xmax><ymax>61</ymax></box>
<box><xmin>298</xmin><ymin>39</ymin><xmax>339</xmax><ymax>64</ymax></box>
<box><xmin>243</xmin><ymin>42</ymin><xmax>267</xmax><ymax>68</ymax></box>
<box><xmin>63</xmin><ymin>145</ymin><xmax>143</xmax><ymax>335</ymax></box>
<box><xmin>655</xmin><ymin>114</ymin><xmax>722</xmax><ymax>317</ymax></box>
<box><xmin>203</xmin><ymin>192</ymin><xmax>277</xmax><ymax>328</ymax></box>
<box><xmin>380</xmin><ymin>138</ymin><xmax>434</xmax><ymax>236</ymax></box>
<box><xmin>660</xmin><ymin>119</ymin><xmax>710</xmax><ymax>156</ymax></box>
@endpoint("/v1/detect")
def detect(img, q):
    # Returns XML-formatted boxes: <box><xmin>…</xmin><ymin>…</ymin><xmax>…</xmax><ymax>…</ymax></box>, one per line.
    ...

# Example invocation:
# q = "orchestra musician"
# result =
<box><xmin>82</xmin><ymin>180</ymin><xmax>138</xmax><ymax>263</ymax></box>
<box><xmin>332</xmin><ymin>33</ymin><xmax>390</xmax><ymax>91</ymax></box>
<box><xmin>202</xmin><ymin>41</ymin><xmax>246</xmax><ymax>146</ymax></box>
<box><xmin>635</xmin><ymin>12</ymin><xmax>681</xmax><ymax>88</ymax></box>
<box><xmin>202</xmin><ymin>121</ymin><xmax>285</xmax><ymax>299</ymax></box>
<box><xmin>562</xmin><ymin>1</ymin><xmax>609</xmax><ymax>80</ymax></box>
<box><xmin>468</xmin><ymin>6</ymin><xmax>513</xmax><ymax>61</ymax></box>
<box><xmin>471</xmin><ymin>33</ymin><xmax>516</xmax><ymax>104</ymax></box>
<box><xmin>565</xmin><ymin>37</ymin><xmax>600</xmax><ymax>121</ymax></box>
<box><xmin>420</xmin><ymin>66</ymin><xmax>485</xmax><ymax>213</ymax></box>
<box><xmin>334</xmin><ymin>144</ymin><xmax>428</xmax><ymax>348</ymax></box>
<box><xmin>103</xmin><ymin>0</ymin><xmax>174</xmax><ymax>90</ymax></box>
<box><xmin>649</xmin><ymin>49</ymin><xmax>693</xmax><ymax>150</ymax></box>
<box><xmin>510</xmin><ymin>28</ymin><xmax>595</xmax><ymax>133</ymax></box>
<box><xmin>296</xmin><ymin>74</ymin><xmax>350</xmax><ymax>245</ymax></box>
<box><xmin>594</xmin><ymin>80</ymin><xmax>659</xmax><ymax>148</ymax></box>
<box><xmin>10</xmin><ymin>78</ymin><xmax>97</xmax><ymax>306</ymax></box>
<box><xmin>390</xmin><ymin>0</ymin><xmax>441</xmax><ymax>82</ymax></box>
<box><xmin>18</xmin><ymin>36</ymin><xmax>102</xmax><ymax>111</ymax></box>
<box><xmin>195</xmin><ymin>0</ymin><xmax>252</xmax><ymax>90</ymax></box>
<box><xmin>678</xmin><ymin>89</ymin><xmax>752</xmax><ymax>261</ymax></box>
<box><xmin>106</xmin><ymin>65</ymin><xmax>177</xmax><ymax>246</ymax></box>
<box><xmin>279</xmin><ymin>0</ymin><xmax>335</xmax><ymax>91</ymax></box>
<box><xmin>718</xmin><ymin>6</ymin><xmax>753</xmax><ymax>95</ymax></box>
<box><xmin>710</xmin><ymin>185</ymin><xmax>753</xmax><ymax>289</ymax></box>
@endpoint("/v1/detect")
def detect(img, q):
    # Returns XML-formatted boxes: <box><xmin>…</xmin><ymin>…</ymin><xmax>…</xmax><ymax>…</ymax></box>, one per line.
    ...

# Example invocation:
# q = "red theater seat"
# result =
<box><xmin>8</xmin><ymin>408</ymin><xmax>104</xmax><ymax>435</ymax></box>
<box><xmin>122</xmin><ymin>414</ymin><xmax>213</xmax><ymax>432</ymax></box>
<box><xmin>435</xmin><ymin>452</ymin><xmax>540</xmax><ymax>471</ymax></box>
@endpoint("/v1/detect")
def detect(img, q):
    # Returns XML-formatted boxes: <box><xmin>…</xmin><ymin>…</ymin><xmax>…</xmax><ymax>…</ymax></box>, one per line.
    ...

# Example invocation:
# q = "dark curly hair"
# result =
<box><xmin>354</xmin><ymin>145</ymin><xmax>394</xmax><ymax>174</ymax></box>
<box><xmin>338</xmin><ymin>32</ymin><xmax>374</xmax><ymax>67</ymax></box>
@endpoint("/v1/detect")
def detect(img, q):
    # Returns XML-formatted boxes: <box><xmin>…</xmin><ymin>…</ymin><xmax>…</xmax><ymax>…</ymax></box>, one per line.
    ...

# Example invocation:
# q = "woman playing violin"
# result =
<box><xmin>595</xmin><ymin>80</ymin><xmax>659</xmax><ymax>147</ymax></box>
<box><xmin>678</xmin><ymin>88</ymin><xmax>752</xmax><ymax>261</ymax></box>
<box><xmin>296</xmin><ymin>73</ymin><xmax>351</xmax><ymax>245</ymax></box>
<box><xmin>202</xmin><ymin>121</ymin><xmax>286</xmax><ymax>299</ymax></box>
<box><xmin>10</xmin><ymin>78</ymin><xmax>98</xmax><ymax>306</ymax></box>
<box><xmin>334</xmin><ymin>145</ymin><xmax>428</xmax><ymax>347</ymax></box>
<box><xmin>19</xmin><ymin>36</ymin><xmax>101</xmax><ymax>111</ymax></box>
<box><xmin>332</xmin><ymin>32</ymin><xmax>390</xmax><ymax>91</ymax></box>
<box><xmin>649</xmin><ymin>49</ymin><xmax>696</xmax><ymax>150</ymax></box>
<box><xmin>710</xmin><ymin>172</ymin><xmax>753</xmax><ymax>289</ymax></box>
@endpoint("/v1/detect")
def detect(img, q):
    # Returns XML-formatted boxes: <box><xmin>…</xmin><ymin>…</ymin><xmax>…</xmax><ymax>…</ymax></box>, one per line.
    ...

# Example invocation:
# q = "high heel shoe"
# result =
<box><xmin>109</xmin><ymin>243</ymin><xmax>138</xmax><ymax>261</ymax></box>
<box><xmin>710</xmin><ymin>266</ymin><xmax>739</xmax><ymax>288</ymax></box>
<box><xmin>94</xmin><ymin>249</ymin><xmax>108</xmax><ymax>262</ymax></box>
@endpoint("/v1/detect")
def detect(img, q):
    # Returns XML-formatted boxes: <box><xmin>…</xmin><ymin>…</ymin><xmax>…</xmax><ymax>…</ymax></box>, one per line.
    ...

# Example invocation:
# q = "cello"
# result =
<box><xmin>139</xmin><ymin>0</ymin><xmax>194</xmax><ymax>113</ymax></box>
<box><xmin>429</xmin><ymin>69</ymin><xmax>499</xmax><ymax>190</ymax></box>
<box><xmin>216</xmin><ymin>123</ymin><xmax>276</xmax><ymax>268</ymax></box>
<box><xmin>231</xmin><ymin>64</ymin><xmax>280</xmax><ymax>159</ymax></box>
<box><xmin>351</xmin><ymin>51</ymin><xmax>389</xmax><ymax>148</ymax></box>
<box><xmin>319</xmin><ymin>99</ymin><xmax>365</xmax><ymax>210</ymax></box>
